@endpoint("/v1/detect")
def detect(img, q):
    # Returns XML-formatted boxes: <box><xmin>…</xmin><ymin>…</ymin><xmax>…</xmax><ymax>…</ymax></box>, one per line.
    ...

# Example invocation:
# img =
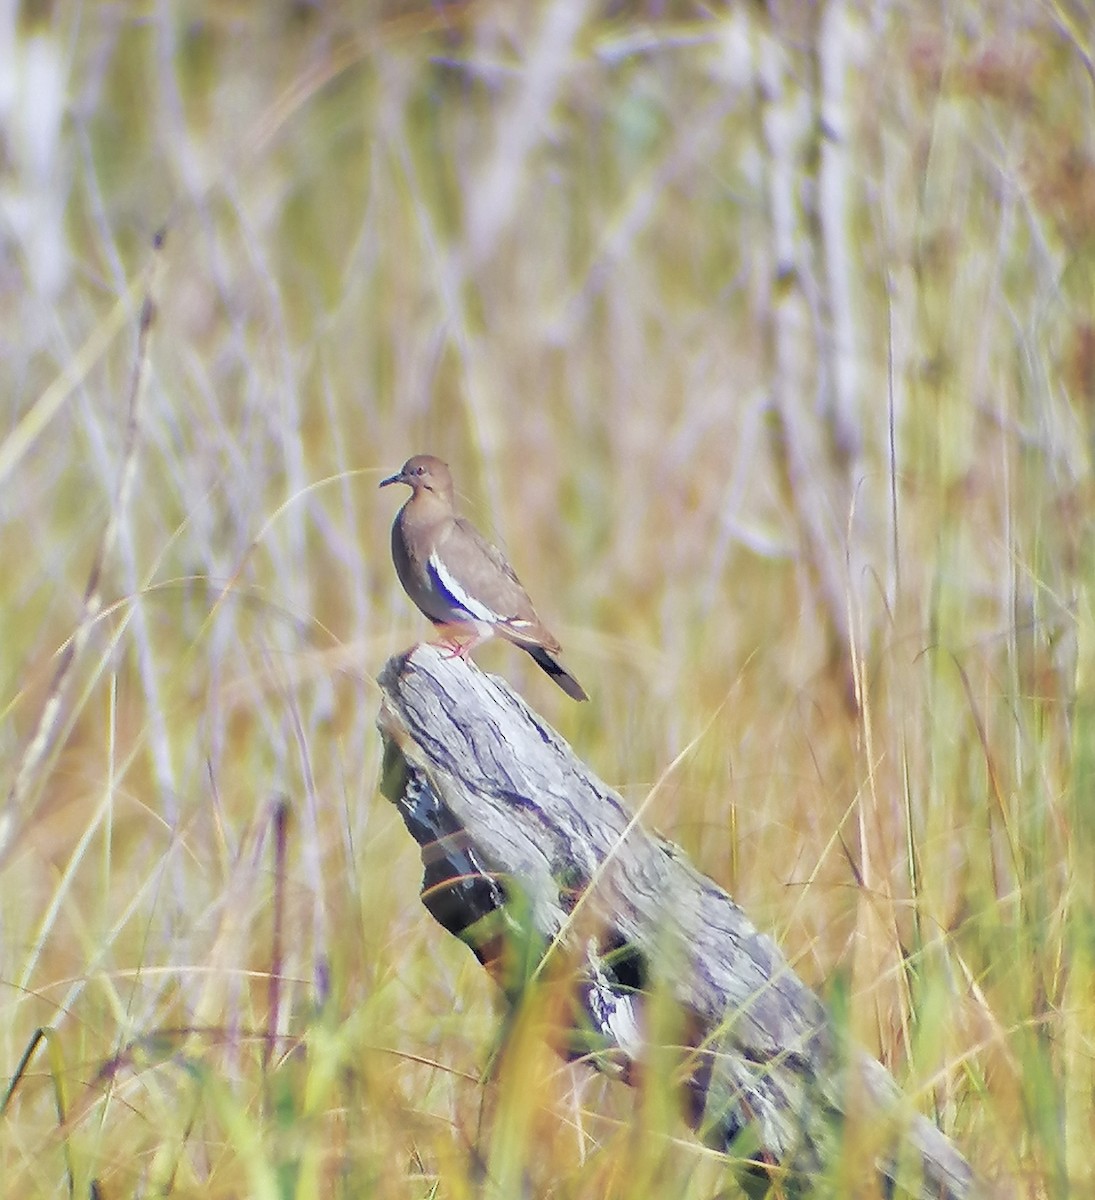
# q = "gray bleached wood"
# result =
<box><xmin>376</xmin><ymin>643</ymin><xmax>978</xmax><ymax>1199</ymax></box>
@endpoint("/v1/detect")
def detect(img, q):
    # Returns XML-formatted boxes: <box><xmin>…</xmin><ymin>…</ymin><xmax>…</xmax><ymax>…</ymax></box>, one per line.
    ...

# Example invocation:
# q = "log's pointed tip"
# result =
<box><xmin>380</xmin><ymin>641</ymin><xmax>481</xmax><ymax>699</ymax></box>
<box><xmin>381</xmin><ymin>640</ymin><xmax>557</xmax><ymax>711</ymax></box>
<box><xmin>377</xmin><ymin>648</ymin><xmax>415</xmax><ymax>697</ymax></box>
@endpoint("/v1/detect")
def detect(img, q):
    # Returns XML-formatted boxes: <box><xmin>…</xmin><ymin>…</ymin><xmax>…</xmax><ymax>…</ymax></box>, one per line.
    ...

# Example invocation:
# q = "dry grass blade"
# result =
<box><xmin>0</xmin><ymin>232</ymin><xmax>164</xmax><ymax>865</ymax></box>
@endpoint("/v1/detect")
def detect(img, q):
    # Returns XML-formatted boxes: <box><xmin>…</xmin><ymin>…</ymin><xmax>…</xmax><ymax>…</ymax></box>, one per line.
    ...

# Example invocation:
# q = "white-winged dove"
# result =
<box><xmin>380</xmin><ymin>454</ymin><xmax>588</xmax><ymax>701</ymax></box>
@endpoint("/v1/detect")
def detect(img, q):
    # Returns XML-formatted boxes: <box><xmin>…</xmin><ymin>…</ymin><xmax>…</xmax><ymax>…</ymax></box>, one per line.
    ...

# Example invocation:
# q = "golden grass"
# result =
<box><xmin>1</xmin><ymin>0</ymin><xmax>1093</xmax><ymax>1195</ymax></box>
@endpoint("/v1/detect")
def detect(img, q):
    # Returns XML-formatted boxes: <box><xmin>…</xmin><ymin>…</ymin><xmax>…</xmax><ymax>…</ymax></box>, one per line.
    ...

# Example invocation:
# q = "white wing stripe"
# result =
<box><xmin>428</xmin><ymin>553</ymin><xmax>500</xmax><ymax>623</ymax></box>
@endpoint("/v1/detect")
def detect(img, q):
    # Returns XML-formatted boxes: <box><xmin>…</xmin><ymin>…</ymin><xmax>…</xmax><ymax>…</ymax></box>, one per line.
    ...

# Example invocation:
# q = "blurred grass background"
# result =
<box><xmin>1</xmin><ymin>0</ymin><xmax>1093</xmax><ymax>1195</ymax></box>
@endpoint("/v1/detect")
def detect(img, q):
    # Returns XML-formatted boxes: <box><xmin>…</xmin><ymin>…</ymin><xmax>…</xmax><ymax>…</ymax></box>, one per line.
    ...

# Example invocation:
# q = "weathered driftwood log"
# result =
<box><xmin>377</xmin><ymin>644</ymin><xmax>978</xmax><ymax>1199</ymax></box>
